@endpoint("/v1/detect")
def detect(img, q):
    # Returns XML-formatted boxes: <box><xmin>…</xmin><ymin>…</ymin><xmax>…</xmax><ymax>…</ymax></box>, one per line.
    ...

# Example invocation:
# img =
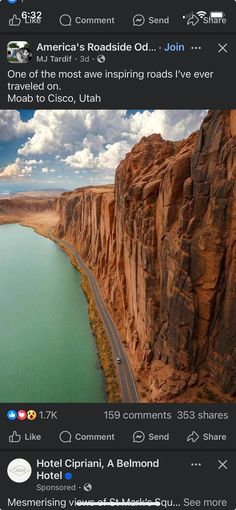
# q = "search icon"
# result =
<box><xmin>59</xmin><ymin>14</ymin><xmax>72</xmax><ymax>26</ymax></box>
<box><xmin>59</xmin><ymin>430</ymin><xmax>72</xmax><ymax>443</ymax></box>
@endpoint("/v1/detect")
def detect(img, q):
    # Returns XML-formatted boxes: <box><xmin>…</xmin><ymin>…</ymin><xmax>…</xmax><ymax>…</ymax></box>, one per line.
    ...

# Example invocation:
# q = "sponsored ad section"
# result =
<box><xmin>2</xmin><ymin>451</ymin><xmax>234</xmax><ymax>508</ymax></box>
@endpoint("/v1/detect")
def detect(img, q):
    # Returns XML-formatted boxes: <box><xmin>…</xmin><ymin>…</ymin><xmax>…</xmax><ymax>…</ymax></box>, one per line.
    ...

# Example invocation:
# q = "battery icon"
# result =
<box><xmin>210</xmin><ymin>11</ymin><xmax>224</xmax><ymax>18</ymax></box>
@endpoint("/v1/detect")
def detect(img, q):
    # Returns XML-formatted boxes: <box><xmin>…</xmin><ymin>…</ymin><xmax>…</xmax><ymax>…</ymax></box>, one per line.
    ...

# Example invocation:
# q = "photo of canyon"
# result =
<box><xmin>0</xmin><ymin>109</ymin><xmax>236</xmax><ymax>403</ymax></box>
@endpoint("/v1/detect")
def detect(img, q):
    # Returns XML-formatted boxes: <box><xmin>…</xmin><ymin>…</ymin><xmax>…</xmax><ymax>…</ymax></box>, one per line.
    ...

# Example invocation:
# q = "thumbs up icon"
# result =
<box><xmin>9</xmin><ymin>14</ymin><xmax>22</xmax><ymax>26</ymax></box>
<box><xmin>9</xmin><ymin>431</ymin><xmax>22</xmax><ymax>443</ymax></box>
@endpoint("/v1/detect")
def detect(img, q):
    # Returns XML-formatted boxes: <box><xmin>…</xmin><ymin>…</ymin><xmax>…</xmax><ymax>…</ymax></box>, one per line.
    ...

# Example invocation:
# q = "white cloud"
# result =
<box><xmin>0</xmin><ymin>157</ymin><xmax>55</xmax><ymax>179</ymax></box>
<box><xmin>0</xmin><ymin>110</ymin><xmax>207</xmax><ymax>181</ymax></box>
<box><xmin>63</xmin><ymin>148</ymin><xmax>96</xmax><ymax>169</ymax></box>
<box><xmin>26</xmin><ymin>159</ymin><xmax>43</xmax><ymax>165</ymax></box>
<box><xmin>97</xmin><ymin>141</ymin><xmax>130</xmax><ymax>169</ymax></box>
<box><xmin>18</xmin><ymin>110</ymin><xmax>129</xmax><ymax>156</ymax></box>
<box><xmin>0</xmin><ymin>157</ymin><xmax>33</xmax><ymax>178</ymax></box>
<box><xmin>129</xmin><ymin>110</ymin><xmax>207</xmax><ymax>140</ymax></box>
<box><xmin>62</xmin><ymin>141</ymin><xmax>130</xmax><ymax>171</ymax></box>
<box><xmin>15</xmin><ymin>110</ymin><xmax>206</xmax><ymax>172</ymax></box>
<box><xmin>39</xmin><ymin>167</ymin><xmax>56</xmax><ymax>174</ymax></box>
<box><xmin>0</xmin><ymin>110</ymin><xmax>31</xmax><ymax>141</ymax></box>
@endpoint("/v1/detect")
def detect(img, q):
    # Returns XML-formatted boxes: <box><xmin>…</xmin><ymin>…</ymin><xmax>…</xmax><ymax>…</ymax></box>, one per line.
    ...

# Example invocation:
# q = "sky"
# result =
<box><xmin>0</xmin><ymin>109</ymin><xmax>207</xmax><ymax>192</ymax></box>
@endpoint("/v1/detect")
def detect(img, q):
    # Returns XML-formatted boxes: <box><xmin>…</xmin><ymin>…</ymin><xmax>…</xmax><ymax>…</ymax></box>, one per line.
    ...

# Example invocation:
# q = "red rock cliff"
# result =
<box><xmin>55</xmin><ymin>110</ymin><xmax>236</xmax><ymax>402</ymax></box>
<box><xmin>0</xmin><ymin>193</ymin><xmax>57</xmax><ymax>224</ymax></box>
<box><xmin>55</xmin><ymin>185</ymin><xmax>116</xmax><ymax>300</ymax></box>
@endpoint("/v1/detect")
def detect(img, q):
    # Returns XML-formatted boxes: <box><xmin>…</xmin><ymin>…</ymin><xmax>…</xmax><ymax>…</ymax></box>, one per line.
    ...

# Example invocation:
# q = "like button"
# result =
<box><xmin>9</xmin><ymin>431</ymin><xmax>22</xmax><ymax>443</ymax></box>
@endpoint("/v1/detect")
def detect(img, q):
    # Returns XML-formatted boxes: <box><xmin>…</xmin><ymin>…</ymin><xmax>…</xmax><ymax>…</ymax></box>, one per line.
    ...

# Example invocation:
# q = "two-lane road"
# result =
<box><xmin>62</xmin><ymin>240</ymin><xmax>139</xmax><ymax>403</ymax></box>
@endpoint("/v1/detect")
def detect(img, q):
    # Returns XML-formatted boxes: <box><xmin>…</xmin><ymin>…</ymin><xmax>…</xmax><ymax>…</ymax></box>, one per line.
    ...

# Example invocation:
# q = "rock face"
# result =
<box><xmin>55</xmin><ymin>110</ymin><xmax>236</xmax><ymax>401</ymax></box>
<box><xmin>0</xmin><ymin>193</ymin><xmax>57</xmax><ymax>223</ymax></box>
<box><xmin>55</xmin><ymin>186</ymin><xmax>116</xmax><ymax>301</ymax></box>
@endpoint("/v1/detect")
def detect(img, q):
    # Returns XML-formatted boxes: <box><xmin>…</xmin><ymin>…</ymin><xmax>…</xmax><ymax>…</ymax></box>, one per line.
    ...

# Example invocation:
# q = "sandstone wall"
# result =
<box><xmin>0</xmin><ymin>195</ymin><xmax>57</xmax><ymax>223</ymax></box>
<box><xmin>55</xmin><ymin>110</ymin><xmax>236</xmax><ymax>401</ymax></box>
<box><xmin>55</xmin><ymin>186</ymin><xmax>116</xmax><ymax>299</ymax></box>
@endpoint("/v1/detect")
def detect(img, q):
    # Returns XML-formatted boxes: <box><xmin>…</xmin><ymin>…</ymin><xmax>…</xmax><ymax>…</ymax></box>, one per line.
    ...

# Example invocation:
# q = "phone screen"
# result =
<box><xmin>0</xmin><ymin>1</ymin><xmax>235</xmax><ymax>509</ymax></box>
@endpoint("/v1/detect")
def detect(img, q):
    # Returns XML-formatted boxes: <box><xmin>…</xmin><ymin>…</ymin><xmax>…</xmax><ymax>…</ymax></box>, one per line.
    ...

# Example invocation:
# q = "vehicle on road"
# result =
<box><xmin>116</xmin><ymin>357</ymin><xmax>122</xmax><ymax>364</ymax></box>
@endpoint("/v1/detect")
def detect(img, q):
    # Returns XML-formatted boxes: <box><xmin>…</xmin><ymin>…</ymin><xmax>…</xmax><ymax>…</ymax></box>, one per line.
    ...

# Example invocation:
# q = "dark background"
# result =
<box><xmin>1</xmin><ymin>34</ymin><xmax>235</xmax><ymax>109</ymax></box>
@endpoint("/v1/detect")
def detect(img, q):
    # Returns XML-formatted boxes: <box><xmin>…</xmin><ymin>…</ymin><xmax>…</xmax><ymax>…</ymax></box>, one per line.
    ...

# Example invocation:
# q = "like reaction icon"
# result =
<box><xmin>7</xmin><ymin>410</ymin><xmax>17</xmax><ymax>421</ymax></box>
<box><xmin>9</xmin><ymin>431</ymin><xmax>22</xmax><ymax>443</ymax></box>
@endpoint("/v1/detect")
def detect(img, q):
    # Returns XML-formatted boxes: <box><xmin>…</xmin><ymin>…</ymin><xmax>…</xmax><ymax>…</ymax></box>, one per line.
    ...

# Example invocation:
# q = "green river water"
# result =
<box><xmin>0</xmin><ymin>224</ymin><xmax>106</xmax><ymax>402</ymax></box>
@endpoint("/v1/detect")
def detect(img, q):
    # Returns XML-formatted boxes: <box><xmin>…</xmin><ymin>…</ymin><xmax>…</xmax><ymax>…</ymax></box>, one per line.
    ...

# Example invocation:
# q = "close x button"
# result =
<box><xmin>218</xmin><ymin>42</ymin><xmax>228</xmax><ymax>53</ymax></box>
<box><xmin>218</xmin><ymin>459</ymin><xmax>228</xmax><ymax>470</ymax></box>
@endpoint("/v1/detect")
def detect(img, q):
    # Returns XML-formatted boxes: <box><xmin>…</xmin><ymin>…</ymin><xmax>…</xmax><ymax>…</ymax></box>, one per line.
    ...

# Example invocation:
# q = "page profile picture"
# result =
<box><xmin>7</xmin><ymin>458</ymin><xmax>32</xmax><ymax>483</ymax></box>
<box><xmin>7</xmin><ymin>41</ymin><xmax>32</xmax><ymax>64</ymax></box>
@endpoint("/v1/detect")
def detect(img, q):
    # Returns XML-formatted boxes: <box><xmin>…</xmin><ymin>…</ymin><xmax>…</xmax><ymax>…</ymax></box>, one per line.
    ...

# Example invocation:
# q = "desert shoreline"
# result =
<box><xmin>1</xmin><ymin>181</ymin><xmax>235</xmax><ymax>404</ymax></box>
<box><xmin>0</xmin><ymin>215</ymin><xmax>121</xmax><ymax>403</ymax></box>
<box><xmin>1</xmin><ymin>215</ymin><xmax>233</xmax><ymax>404</ymax></box>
